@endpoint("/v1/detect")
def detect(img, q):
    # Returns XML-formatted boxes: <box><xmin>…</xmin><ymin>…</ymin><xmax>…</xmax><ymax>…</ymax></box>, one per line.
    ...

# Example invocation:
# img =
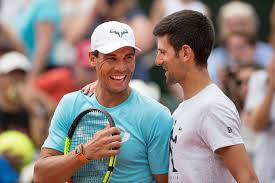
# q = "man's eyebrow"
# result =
<box><xmin>157</xmin><ymin>48</ymin><xmax>166</xmax><ymax>52</ymax></box>
<box><xmin>104</xmin><ymin>53</ymin><xmax>116</xmax><ymax>57</ymax></box>
<box><xmin>103</xmin><ymin>50</ymin><xmax>135</xmax><ymax>58</ymax></box>
<box><xmin>125</xmin><ymin>52</ymin><xmax>135</xmax><ymax>57</ymax></box>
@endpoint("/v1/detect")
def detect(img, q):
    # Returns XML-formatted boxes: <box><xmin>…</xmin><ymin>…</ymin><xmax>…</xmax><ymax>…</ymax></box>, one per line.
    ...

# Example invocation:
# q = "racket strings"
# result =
<box><xmin>70</xmin><ymin>111</ymin><xmax>110</xmax><ymax>183</ymax></box>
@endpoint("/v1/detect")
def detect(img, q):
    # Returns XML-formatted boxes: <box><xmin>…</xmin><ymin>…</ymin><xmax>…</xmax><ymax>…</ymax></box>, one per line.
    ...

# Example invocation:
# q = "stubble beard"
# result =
<box><xmin>166</xmin><ymin>73</ymin><xmax>177</xmax><ymax>85</ymax></box>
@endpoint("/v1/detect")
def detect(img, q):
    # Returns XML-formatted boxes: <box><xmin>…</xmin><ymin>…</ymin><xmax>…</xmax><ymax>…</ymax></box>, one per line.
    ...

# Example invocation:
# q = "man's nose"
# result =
<box><xmin>114</xmin><ymin>59</ymin><xmax>127</xmax><ymax>71</ymax></box>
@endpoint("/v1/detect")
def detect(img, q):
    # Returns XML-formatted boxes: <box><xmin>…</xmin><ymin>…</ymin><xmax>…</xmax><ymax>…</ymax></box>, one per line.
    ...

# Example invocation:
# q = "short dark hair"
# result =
<box><xmin>153</xmin><ymin>10</ymin><xmax>215</xmax><ymax>67</ymax></box>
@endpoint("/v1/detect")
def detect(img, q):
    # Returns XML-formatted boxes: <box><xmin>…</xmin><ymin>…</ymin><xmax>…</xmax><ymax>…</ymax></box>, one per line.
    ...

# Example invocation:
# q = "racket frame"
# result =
<box><xmin>64</xmin><ymin>108</ymin><xmax>117</xmax><ymax>183</ymax></box>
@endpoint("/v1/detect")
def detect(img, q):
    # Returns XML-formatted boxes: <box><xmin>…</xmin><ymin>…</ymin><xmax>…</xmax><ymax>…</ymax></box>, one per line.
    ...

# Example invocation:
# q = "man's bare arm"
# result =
<box><xmin>34</xmin><ymin>127</ymin><xmax>121</xmax><ymax>183</ymax></box>
<box><xmin>33</xmin><ymin>148</ymin><xmax>83</xmax><ymax>183</ymax></box>
<box><xmin>216</xmin><ymin>144</ymin><xmax>259</xmax><ymax>183</ymax></box>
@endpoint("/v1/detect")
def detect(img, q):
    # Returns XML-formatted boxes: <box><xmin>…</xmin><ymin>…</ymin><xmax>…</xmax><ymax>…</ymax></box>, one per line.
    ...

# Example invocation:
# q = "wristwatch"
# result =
<box><xmin>75</xmin><ymin>144</ymin><xmax>90</xmax><ymax>164</ymax></box>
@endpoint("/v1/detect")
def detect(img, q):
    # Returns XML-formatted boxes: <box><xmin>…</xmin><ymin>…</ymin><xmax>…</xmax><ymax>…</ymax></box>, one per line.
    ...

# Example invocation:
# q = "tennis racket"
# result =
<box><xmin>64</xmin><ymin>108</ymin><xmax>117</xmax><ymax>183</ymax></box>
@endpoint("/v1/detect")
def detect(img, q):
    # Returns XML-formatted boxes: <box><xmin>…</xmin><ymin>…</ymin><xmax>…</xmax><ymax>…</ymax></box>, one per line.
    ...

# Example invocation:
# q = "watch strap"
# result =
<box><xmin>75</xmin><ymin>144</ymin><xmax>90</xmax><ymax>164</ymax></box>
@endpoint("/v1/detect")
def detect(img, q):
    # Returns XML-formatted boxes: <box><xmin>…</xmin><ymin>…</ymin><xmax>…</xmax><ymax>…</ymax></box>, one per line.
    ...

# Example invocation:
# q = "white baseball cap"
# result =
<box><xmin>91</xmin><ymin>21</ymin><xmax>141</xmax><ymax>54</ymax></box>
<box><xmin>0</xmin><ymin>52</ymin><xmax>31</xmax><ymax>74</ymax></box>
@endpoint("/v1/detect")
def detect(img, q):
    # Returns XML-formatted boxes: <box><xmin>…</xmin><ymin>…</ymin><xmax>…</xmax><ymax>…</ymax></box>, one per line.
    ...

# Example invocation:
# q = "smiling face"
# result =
<box><xmin>155</xmin><ymin>35</ymin><xmax>186</xmax><ymax>85</ymax></box>
<box><xmin>90</xmin><ymin>47</ymin><xmax>135</xmax><ymax>95</ymax></box>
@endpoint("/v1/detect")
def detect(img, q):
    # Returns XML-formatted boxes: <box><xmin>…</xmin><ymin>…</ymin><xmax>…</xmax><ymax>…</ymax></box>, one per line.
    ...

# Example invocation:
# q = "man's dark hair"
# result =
<box><xmin>153</xmin><ymin>10</ymin><xmax>215</xmax><ymax>67</ymax></box>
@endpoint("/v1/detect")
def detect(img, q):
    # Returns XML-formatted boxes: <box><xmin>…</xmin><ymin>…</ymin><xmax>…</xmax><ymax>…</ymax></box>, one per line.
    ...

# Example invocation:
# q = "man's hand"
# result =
<box><xmin>81</xmin><ymin>80</ymin><xmax>98</xmax><ymax>96</ymax></box>
<box><xmin>83</xmin><ymin>124</ymin><xmax>121</xmax><ymax>160</ymax></box>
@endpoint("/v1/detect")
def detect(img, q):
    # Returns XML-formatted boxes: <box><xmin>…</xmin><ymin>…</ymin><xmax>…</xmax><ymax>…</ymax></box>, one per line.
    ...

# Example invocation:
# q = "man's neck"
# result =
<box><xmin>179</xmin><ymin>68</ymin><xmax>212</xmax><ymax>100</ymax></box>
<box><xmin>95</xmin><ymin>86</ymin><xmax>131</xmax><ymax>108</ymax></box>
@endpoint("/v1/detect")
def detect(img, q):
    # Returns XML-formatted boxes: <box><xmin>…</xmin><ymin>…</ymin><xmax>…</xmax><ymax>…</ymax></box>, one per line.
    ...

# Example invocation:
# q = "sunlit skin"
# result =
<box><xmin>155</xmin><ymin>35</ymin><xmax>187</xmax><ymax>85</ymax></box>
<box><xmin>89</xmin><ymin>47</ymin><xmax>135</xmax><ymax>107</ymax></box>
<box><xmin>155</xmin><ymin>35</ymin><xmax>211</xmax><ymax>100</ymax></box>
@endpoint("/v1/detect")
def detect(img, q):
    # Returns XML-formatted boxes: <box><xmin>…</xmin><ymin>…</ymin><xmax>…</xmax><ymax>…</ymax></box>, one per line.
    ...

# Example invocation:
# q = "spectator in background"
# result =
<box><xmin>217</xmin><ymin>31</ymin><xmax>260</xmax><ymax>91</ymax></box>
<box><xmin>150</xmin><ymin>0</ymin><xmax>209</xmax><ymax>25</ymax></box>
<box><xmin>34</xmin><ymin>40</ymin><xmax>97</xmax><ymax>105</ymax></box>
<box><xmin>244</xmin><ymin>52</ymin><xmax>275</xmax><ymax>183</ymax></box>
<box><xmin>0</xmin><ymin>52</ymin><xmax>32</xmax><ymax>135</ymax></box>
<box><xmin>52</xmin><ymin>0</ymin><xmax>95</xmax><ymax>67</ymax></box>
<box><xmin>61</xmin><ymin>0</ymin><xmax>154</xmax><ymax>54</ymax></box>
<box><xmin>15</xmin><ymin>0</ymin><xmax>61</xmax><ymax>82</ymax></box>
<box><xmin>61</xmin><ymin>0</ymin><xmax>154</xmax><ymax>81</ymax></box>
<box><xmin>59</xmin><ymin>0</ymin><xmax>96</xmax><ymax>45</ymax></box>
<box><xmin>208</xmin><ymin>1</ymin><xmax>273</xmax><ymax>86</ymax></box>
<box><xmin>223</xmin><ymin>62</ymin><xmax>261</xmax><ymax>114</ymax></box>
<box><xmin>0</xmin><ymin>51</ymin><xmax>55</xmax><ymax>148</ymax></box>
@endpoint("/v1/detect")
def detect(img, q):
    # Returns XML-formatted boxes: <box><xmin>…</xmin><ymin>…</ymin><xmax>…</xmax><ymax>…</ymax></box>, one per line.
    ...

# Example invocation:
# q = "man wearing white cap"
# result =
<box><xmin>34</xmin><ymin>21</ymin><xmax>172</xmax><ymax>183</ymax></box>
<box><xmin>0</xmin><ymin>51</ymin><xmax>54</xmax><ymax>147</ymax></box>
<box><xmin>0</xmin><ymin>51</ymin><xmax>31</xmax><ymax>74</ymax></box>
<box><xmin>0</xmin><ymin>51</ymin><xmax>31</xmax><ymax>134</ymax></box>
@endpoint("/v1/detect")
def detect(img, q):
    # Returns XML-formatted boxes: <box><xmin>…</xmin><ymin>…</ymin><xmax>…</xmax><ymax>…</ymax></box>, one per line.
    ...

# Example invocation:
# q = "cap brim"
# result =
<box><xmin>94</xmin><ymin>41</ymin><xmax>141</xmax><ymax>54</ymax></box>
<box><xmin>0</xmin><ymin>52</ymin><xmax>31</xmax><ymax>74</ymax></box>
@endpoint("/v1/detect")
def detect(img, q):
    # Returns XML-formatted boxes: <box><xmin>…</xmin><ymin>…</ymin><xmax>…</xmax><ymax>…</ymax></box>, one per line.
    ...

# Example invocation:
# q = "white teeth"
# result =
<box><xmin>111</xmin><ymin>75</ymin><xmax>125</xmax><ymax>80</ymax></box>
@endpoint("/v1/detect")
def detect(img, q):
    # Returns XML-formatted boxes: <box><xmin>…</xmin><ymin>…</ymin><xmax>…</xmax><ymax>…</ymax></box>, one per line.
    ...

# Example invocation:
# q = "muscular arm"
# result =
<box><xmin>33</xmin><ymin>148</ymin><xmax>83</xmax><ymax>183</ymax></box>
<box><xmin>216</xmin><ymin>144</ymin><xmax>259</xmax><ymax>183</ymax></box>
<box><xmin>34</xmin><ymin>126</ymin><xmax>121</xmax><ymax>183</ymax></box>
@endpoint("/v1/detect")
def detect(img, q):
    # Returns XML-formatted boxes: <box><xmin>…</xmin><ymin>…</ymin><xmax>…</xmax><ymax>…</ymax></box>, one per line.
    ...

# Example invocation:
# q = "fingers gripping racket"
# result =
<box><xmin>64</xmin><ymin>108</ymin><xmax>117</xmax><ymax>183</ymax></box>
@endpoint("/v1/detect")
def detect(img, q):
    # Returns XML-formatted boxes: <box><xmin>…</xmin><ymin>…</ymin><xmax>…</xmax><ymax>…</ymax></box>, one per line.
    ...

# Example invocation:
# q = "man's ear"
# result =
<box><xmin>89</xmin><ymin>52</ymin><xmax>96</xmax><ymax>67</ymax></box>
<box><xmin>179</xmin><ymin>45</ymin><xmax>194</xmax><ymax>63</ymax></box>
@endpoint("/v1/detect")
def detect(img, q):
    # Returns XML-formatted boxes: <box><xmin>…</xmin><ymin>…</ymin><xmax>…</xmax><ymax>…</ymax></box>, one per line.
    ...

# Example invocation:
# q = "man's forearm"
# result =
<box><xmin>235</xmin><ymin>173</ymin><xmax>259</xmax><ymax>183</ymax></box>
<box><xmin>33</xmin><ymin>150</ymin><xmax>83</xmax><ymax>183</ymax></box>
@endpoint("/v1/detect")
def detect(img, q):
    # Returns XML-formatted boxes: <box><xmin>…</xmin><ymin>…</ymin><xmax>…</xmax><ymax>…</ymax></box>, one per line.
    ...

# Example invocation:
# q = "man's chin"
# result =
<box><xmin>109</xmin><ymin>86</ymin><xmax>129</xmax><ymax>94</ymax></box>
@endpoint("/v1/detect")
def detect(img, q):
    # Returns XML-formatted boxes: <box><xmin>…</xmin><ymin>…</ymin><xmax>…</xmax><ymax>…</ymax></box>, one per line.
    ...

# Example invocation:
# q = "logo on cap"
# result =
<box><xmin>109</xmin><ymin>28</ymin><xmax>128</xmax><ymax>38</ymax></box>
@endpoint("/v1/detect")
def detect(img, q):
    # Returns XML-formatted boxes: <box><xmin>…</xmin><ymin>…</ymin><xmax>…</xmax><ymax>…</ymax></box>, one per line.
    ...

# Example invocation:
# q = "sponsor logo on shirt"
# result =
<box><xmin>118</xmin><ymin>126</ymin><xmax>130</xmax><ymax>143</ymax></box>
<box><xmin>227</xmin><ymin>127</ymin><xmax>233</xmax><ymax>133</ymax></box>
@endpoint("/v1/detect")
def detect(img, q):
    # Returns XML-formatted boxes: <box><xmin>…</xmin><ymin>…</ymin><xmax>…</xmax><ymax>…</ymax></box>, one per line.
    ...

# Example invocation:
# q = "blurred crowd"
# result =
<box><xmin>0</xmin><ymin>0</ymin><xmax>274</xmax><ymax>182</ymax></box>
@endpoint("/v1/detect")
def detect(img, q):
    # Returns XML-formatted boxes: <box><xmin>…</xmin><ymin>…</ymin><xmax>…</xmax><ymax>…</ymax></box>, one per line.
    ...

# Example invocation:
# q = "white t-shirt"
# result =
<box><xmin>244</xmin><ymin>70</ymin><xmax>275</xmax><ymax>183</ymax></box>
<box><xmin>169</xmin><ymin>84</ymin><xmax>243</xmax><ymax>183</ymax></box>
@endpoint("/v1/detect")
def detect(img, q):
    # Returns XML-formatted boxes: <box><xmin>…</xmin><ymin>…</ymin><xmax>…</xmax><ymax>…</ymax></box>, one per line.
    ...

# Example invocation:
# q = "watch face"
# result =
<box><xmin>75</xmin><ymin>145</ymin><xmax>81</xmax><ymax>154</ymax></box>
